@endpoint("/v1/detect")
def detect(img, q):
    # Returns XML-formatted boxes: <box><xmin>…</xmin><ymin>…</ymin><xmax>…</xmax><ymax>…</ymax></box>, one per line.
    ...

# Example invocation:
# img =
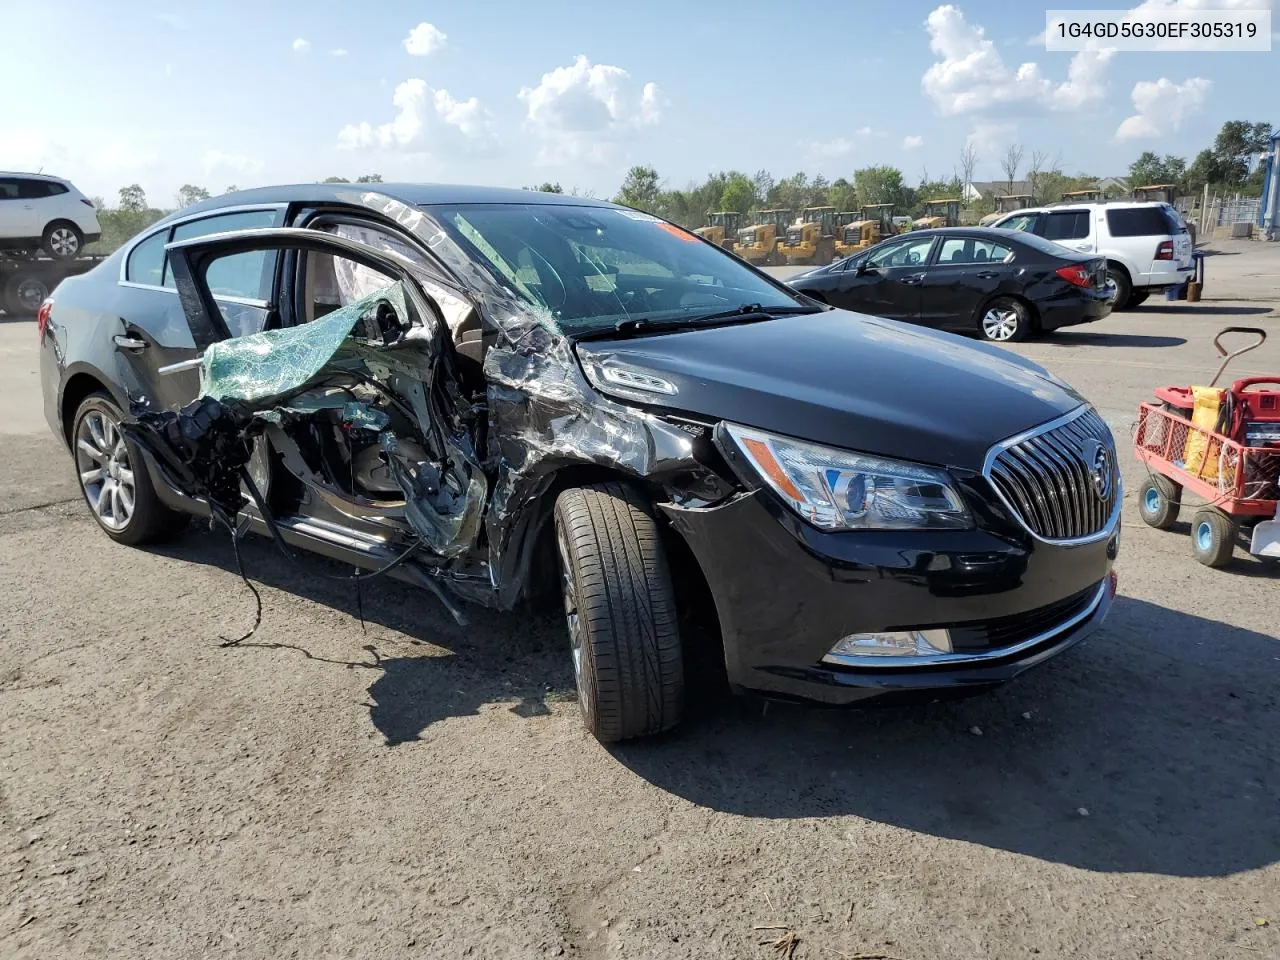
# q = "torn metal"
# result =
<box><xmin>122</xmin><ymin>194</ymin><xmax>732</xmax><ymax>612</ymax></box>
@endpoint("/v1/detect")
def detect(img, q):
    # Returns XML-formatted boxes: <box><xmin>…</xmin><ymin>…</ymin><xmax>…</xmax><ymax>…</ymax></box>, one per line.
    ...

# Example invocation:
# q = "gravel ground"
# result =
<box><xmin>2</xmin><ymin>293</ymin><xmax>1278</xmax><ymax>960</ymax></box>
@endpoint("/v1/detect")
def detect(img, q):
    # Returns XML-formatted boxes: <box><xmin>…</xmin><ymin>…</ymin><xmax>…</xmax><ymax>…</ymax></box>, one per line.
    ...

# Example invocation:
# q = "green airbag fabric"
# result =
<box><xmin>200</xmin><ymin>282</ymin><xmax>406</xmax><ymax>404</ymax></box>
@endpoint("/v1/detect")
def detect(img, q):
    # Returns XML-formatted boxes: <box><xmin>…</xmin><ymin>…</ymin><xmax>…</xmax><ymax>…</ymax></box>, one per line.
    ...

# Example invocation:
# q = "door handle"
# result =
<box><xmin>900</xmin><ymin>274</ymin><xmax>924</xmax><ymax>285</ymax></box>
<box><xmin>975</xmin><ymin>271</ymin><xmax>1000</xmax><ymax>279</ymax></box>
<box><xmin>112</xmin><ymin>335</ymin><xmax>148</xmax><ymax>351</ymax></box>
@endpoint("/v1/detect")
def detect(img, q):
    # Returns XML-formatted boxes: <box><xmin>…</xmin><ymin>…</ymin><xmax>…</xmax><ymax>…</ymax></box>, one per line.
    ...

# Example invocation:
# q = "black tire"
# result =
<box><xmin>71</xmin><ymin>392</ymin><xmax>187</xmax><ymax>546</ymax></box>
<box><xmin>1138</xmin><ymin>474</ymin><xmax>1181</xmax><ymax>529</ymax></box>
<box><xmin>42</xmin><ymin>220</ymin><xmax>83</xmax><ymax>260</ymax></box>
<box><xmin>1190</xmin><ymin>506</ymin><xmax>1236</xmax><ymax>568</ymax></box>
<box><xmin>1106</xmin><ymin>264</ymin><xmax>1132</xmax><ymax>311</ymax></box>
<box><xmin>3</xmin><ymin>273</ymin><xmax>49</xmax><ymax>315</ymax></box>
<box><xmin>978</xmin><ymin>295</ymin><xmax>1032</xmax><ymax>342</ymax></box>
<box><xmin>1125</xmin><ymin>290</ymin><xmax>1150</xmax><ymax>309</ymax></box>
<box><xmin>553</xmin><ymin>482</ymin><xmax>684</xmax><ymax>742</ymax></box>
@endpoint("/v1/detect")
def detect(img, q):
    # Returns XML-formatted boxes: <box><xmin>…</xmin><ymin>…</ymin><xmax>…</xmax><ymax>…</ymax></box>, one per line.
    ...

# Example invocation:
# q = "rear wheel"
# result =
<box><xmin>72</xmin><ymin>392</ymin><xmax>187</xmax><ymax>545</ymax></box>
<box><xmin>42</xmin><ymin>221</ymin><xmax>83</xmax><ymax>260</ymax></box>
<box><xmin>1190</xmin><ymin>506</ymin><xmax>1236</xmax><ymax>568</ymax></box>
<box><xmin>1138</xmin><ymin>474</ymin><xmax>1181</xmax><ymax>529</ymax></box>
<box><xmin>1106</xmin><ymin>265</ymin><xmax>1132</xmax><ymax>311</ymax></box>
<box><xmin>1125</xmin><ymin>290</ymin><xmax>1150</xmax><ymax>309</ymax></box>
<box><xmin>978</xmin><ymin>296</ymin><xmax>1031</xmax><ymax>342</ymax></box>
<box><xmin>553</xmin><ymin>482</ymin><xmax>684</xmax><ymax>743</ymax></box>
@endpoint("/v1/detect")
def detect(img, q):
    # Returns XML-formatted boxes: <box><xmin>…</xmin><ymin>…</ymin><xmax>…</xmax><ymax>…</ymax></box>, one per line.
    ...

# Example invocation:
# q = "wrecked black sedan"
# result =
<box><xmin>40</xmin><ymin>184</ymin><xmax>1120</xmax><ymax>742</ymax></box>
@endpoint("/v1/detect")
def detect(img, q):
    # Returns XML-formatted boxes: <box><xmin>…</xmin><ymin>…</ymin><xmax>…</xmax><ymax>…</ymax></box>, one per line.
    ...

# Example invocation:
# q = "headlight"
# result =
<box><xmin>721</xmin><ymin>423</ymin><xmax>971</xmax><ymax>531</ymax></box>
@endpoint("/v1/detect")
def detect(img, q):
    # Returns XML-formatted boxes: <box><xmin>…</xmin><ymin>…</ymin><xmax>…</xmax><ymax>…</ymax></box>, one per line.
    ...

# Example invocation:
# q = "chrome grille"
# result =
<box><xmin>985</xmin><ymin>407</ymin><xmax>1119</xmax><ymax>541</ymax></box>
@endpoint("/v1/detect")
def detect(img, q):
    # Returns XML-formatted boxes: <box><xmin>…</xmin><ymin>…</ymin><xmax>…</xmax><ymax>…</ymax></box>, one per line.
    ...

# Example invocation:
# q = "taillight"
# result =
<box><xmin>1055</xmin><ymin>264</ymin><xmax>1091</xmax><ymax>288</ymax></box>
<box><xmin>36</xmin><ymin>299</ymin><xmax>53</xmax><ymax>340</ymax></box>
<box><xmin>1154</xmin><ymin>240</ymin><xmax>1174</xmax><ymax>260</ymax></box>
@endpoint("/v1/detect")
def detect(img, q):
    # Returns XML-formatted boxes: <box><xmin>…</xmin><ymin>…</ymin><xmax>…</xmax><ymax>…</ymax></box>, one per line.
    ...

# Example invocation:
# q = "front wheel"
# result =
<box><xmin>1138</xmin><ymin>474</ymin><xmax>1181</xmax><ymax>530</ymax></box>
<box><xmin>1125</xmin><ymin>290</ymin><xmax>1150</xmax><ymax>309</ymax></box>
<box><xmin>554</xmin><ymin>483</ymin><xmax>684</xmax><ymax>743</ymax></box>
<box><xmin>1190</xmin><ymin>506</ymin><xmax>1236</xmax><ymax>568</ymax></box>
<box><xmin>978</xmin><ymin>296</ymin><xmax>1032</xmax><ymax>342</ymax></box>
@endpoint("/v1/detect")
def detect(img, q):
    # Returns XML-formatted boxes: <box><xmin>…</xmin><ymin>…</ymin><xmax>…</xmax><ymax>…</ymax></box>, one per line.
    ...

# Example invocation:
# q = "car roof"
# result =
<box><xmin>0</xmin><ymin>171</ymin><xmax>68</xmax><ymax>183</ymax></box>
<box><xmin>1004</xmin><ymin>200</ymin><xmax>1170</xmax><ymax>214</ymax></box>
<box><xmin>173</xmin><ymin>182</ymin><xmax>620</xmax><ymax>221</ymax></box>
<box><xmin>889</xmin><ymin>226</ymin><xmax>1031</xmax><ymax>239</ymax></box>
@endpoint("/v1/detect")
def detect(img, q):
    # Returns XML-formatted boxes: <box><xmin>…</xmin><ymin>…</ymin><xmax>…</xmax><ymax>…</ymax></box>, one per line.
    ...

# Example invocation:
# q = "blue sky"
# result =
<box><xmin>0</xmin><ymin>0</ymin><xmax>1273</xmax><ymax>206</ymax></box>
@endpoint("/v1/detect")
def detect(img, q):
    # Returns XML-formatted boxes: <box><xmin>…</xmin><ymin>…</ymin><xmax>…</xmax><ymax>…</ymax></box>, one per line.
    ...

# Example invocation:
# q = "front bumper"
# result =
<box><xmin>661</xmin><ymin>489</ymin><xmax>1118</xmax><ymax>706</ymax></box>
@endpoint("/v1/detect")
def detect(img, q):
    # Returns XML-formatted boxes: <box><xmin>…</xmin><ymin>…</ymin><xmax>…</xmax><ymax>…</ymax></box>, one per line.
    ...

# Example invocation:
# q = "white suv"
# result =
<box><xmin>991</xmin><ymin>201</ymin><xmax>1194</xmax><ymax>310</ymax></box>
<box><xmin>0</xmin><ymin>172</ymin><xmax>102</xmax><ymax>260</ymax></box>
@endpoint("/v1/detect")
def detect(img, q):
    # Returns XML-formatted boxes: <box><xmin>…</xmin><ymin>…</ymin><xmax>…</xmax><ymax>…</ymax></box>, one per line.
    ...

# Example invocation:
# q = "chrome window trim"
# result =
<box><xmin>981</xmin><ymin>404</ymin><xmax>1123</xmax><ymax>546</ymax></box>
<box><xmin>821</xmin><ymin>576</ymin><xmax>1111</xmax><ymax>669</ymax></box>
<box><xmin>117</xmin><ymin>203</ymin><xmax>289</xmax><ymax>284</ymax></box>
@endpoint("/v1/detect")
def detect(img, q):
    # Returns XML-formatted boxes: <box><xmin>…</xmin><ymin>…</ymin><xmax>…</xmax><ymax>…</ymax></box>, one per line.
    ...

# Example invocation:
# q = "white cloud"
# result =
<box><xmin>922</xmin><ymin>5</ymin><xmax>1110</xmax><ymax>115</ymax></box>
<box><xmin>403</xmin><ymin>22</ymin><xmax>447</xmax><ymax>56</ymax></box>
<box><xmin>202</xmin><ymin>150</ymin><xmax>266</xmax><ymax>179</ymax></box>
<box><xmin>903</xmin><ymin>134</ymin><xmax>925</xmax><ymax>150</ymax></box>
<box><xmin>330</xmin><ymin>48</ymin><xmax>349</xmax><ymax>57</ymax></box>
<box><xmin>517</xmin><ymin>55</ymin><xmax>661</xmax><ymax>166</ymax></box>
<box><xmin>337</xmin><ymin>78</ymin><xmax>496</xmax><ymax>153</ymax></box>
<box><xmin>810</xmin><ymin>138</ymin><xmax>855</xmax><ymax>158</ymax></box>
<box><xmin>156</xmin><ymin>12</ymin><xmax>189</xmax><ymax>30</ymax></box>
<box><xmin>1051</xmin><ymin>49</ymin><xmax>1115</xmax><ymax>110</ymax></box>
<box><xmin>292</xmin><ymin>38</ymin><xmax>310</xmax><ymax>54</ymax></box>
<box><xmin>1115</xmin><ymin>76</ymin><xmax>1211</xmax><ymax>140</ymax></box>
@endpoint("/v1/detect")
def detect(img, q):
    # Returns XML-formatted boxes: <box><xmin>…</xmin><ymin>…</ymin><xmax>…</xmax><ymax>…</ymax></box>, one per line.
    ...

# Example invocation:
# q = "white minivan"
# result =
<box><xmin>992</xmin><ymin>201</ymin><xmax>1194</xmax><ymax>310</ymax></box>
<box><xmin>0</xmin><ymin>172</ymin><xmax>102</xmax><ymax>260</ymax></box>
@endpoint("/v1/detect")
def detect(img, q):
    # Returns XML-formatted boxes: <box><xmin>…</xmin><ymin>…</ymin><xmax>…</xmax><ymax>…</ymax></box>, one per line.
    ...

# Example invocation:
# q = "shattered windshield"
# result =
<box><xmin>427</xmin><ymin>203</ymin><xmax>803</xmax><ymax>335</ymax></box>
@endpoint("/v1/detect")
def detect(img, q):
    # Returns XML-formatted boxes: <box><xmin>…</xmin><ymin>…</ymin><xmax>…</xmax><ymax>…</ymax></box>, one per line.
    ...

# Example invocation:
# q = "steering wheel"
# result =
<box><xmin>907</xmin><ymin>251</ymin><xmax>921</xmax><ymax>265</ymax></box>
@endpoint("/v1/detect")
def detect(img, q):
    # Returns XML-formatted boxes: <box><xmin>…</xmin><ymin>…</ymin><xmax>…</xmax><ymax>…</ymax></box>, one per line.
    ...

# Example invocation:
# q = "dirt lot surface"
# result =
<box><xmin>2</xmin><ymin>286</ymin><xmax>1279</xmax><ymax>958</ymax></box>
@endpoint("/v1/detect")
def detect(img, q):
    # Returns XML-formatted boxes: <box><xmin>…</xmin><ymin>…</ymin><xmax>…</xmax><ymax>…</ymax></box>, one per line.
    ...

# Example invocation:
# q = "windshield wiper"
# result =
<box><xmin>574</xmin><ymin>302</ymin><xmax>820</xmax><ymax>342</ymax></box>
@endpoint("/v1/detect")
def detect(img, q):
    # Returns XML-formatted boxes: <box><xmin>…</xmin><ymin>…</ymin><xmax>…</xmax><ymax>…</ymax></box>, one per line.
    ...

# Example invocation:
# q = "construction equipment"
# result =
<box><xmin>736</xmin><ymin>209</ymin><xmax>791</xmax><ymax>265</ymax></box>
<box><xmin>1132</xmin><ymin>183</ymin><xmax>1177</xmax><ymax>205</ymax></box>
<box><xmin>695</xmin><ymin>211</ymin><xmax>743</xmax><ymax>251</ymax></box>
<box><xmin>979</xmin><ymin>194</ymin><xmax>1033</xmax><ymax>226</ymax></box>
<box><xmin>778</xmin><ymin>206</ymin><xmax>842</xmax><ymax>265</ymax></box>
<box><xmin>1060</xmin><ymin>188</ymin><xmax>1103</xmax><ymax>203</ymax></box>
<box><xmin>913</xmin><ymin>198</ymin><xmax>962</xmax><ymax>230</ymax></box>
<box><xmin>833</xmin><ymin>204</ymin><xmax>895</xmax><ymax>258</ymax></box>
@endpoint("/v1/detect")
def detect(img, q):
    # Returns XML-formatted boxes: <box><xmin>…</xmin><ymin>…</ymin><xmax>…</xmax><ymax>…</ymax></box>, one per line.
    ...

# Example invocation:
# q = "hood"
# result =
<box><xmin>574</xmin><ymin>310</ymin><xmax>1085</xmax><ymax>469</ymax></box>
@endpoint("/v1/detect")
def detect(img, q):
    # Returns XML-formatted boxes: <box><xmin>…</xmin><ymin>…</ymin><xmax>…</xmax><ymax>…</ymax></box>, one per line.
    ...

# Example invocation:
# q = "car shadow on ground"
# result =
<box><xmin>1046</xmin><ymin>332</ymin><xmax>1186</xmax><ymax>348</ymax></box>
<box><xmin>1151</xmin><ymin>305</ymin><xmax>1274</xmax><ymax>315</ymax></box>
<box><xmin>149</xmin><ymin>532</ymin><xmax>1280</xmax><ymax>878</ymax></box>
<box><xmin>611</xmin><ymin>595</ymin><xmax>1280</xmax><ymax>879</ymax></box>
<box><xmin>146</xmin><ymin>530</ymin><xmax>575</xmax><ymax>745</ymax></box>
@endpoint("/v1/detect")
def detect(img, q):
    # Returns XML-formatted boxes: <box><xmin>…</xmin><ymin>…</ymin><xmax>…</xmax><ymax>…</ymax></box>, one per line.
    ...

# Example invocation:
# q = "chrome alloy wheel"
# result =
<box><xmin>49</xmin><ymin>226</ymin><xmax>79</xmax><ymax>257</ymax></box>
<box><xmin>981</xmin><ymin>306</ymin><xmax>1021</xmax><ymax>341</ymax></box>
<box><xmin>75</xmin><ymin>409</ymin><xmax>135</xmax><ymax>531</ymax></box>
<box><xmin>556</xmin><ymin>527</ymin><xmax>590</xmax><ymax>715</ymax></box>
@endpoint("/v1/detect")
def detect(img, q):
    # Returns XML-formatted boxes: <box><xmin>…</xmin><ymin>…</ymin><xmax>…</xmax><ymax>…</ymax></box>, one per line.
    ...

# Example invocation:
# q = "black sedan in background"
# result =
<box><xmin>786</xmin><ymin>227</ymin><xmax>1112</xmax><ymax>342</ymax></box>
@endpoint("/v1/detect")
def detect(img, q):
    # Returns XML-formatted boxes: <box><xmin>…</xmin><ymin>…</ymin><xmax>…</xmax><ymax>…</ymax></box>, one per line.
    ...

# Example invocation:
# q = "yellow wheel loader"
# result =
<box><xmin>737</xmin><ymin>209</ymin><xmax>792</xmax><ymax>265</ymax></box>
<box><xmin>778</xmin><ymin>206</ymin><xmax>841</xmax><ymax>265</ymax></box>
<box><xmin>979</xmin><ymin>193</ymin><xmax>1033</xmax><ymax>226</ymax></box>
<box><xmin>912</xmin><ymin>198</ymin><xmax>962</xmax><ymax>230</ymax></box>
<box><xmin>695</xmin><ymin>211</ymin><xmax>743</xmax><ymax>251</ymax></box>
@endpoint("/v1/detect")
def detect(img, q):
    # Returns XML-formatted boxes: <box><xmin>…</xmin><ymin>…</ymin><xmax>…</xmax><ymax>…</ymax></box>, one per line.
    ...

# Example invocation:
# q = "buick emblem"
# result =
<box><xmin>1084</xmin><ymin>438</ymin><xmax>1112</xmax><ymax>499</ymax></box>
